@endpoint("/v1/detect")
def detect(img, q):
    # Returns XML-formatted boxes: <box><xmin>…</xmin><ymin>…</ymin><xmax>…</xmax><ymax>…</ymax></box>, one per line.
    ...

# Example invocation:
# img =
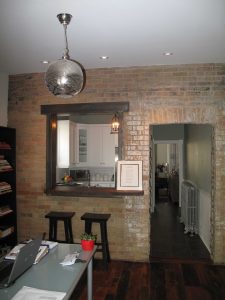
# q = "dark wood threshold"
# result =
<box><xmin>46</xmin><ymin>186</ymin><xmax>144</xmax><ymax>198</ymax></box>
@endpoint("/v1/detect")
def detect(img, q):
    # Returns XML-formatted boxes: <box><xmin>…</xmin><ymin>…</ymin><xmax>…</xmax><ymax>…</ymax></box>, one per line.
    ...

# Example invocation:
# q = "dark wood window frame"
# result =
<box><xmin>41</xmin><ymin>102</ymin><xmax>144</xmax><ymax>197</ymax></box>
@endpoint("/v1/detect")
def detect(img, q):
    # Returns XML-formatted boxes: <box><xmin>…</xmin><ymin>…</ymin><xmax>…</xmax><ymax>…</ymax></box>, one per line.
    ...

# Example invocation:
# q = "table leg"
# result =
<box><xmin>87</xmin><ymin>258</ymin><xmax>93</xmax><ymax>300</ymax></box>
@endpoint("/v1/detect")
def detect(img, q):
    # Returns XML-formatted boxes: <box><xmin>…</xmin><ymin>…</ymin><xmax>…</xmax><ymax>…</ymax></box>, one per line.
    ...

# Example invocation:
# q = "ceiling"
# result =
<box><xmin>0</xmin><ymin>0</ymin><xmax>225</xmax><ymax>75</ymax></box>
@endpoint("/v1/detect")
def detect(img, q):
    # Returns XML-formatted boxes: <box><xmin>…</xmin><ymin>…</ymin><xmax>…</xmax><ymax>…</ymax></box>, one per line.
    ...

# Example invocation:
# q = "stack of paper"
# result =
<box><xmin>11</xmin><ymin>286</ymin><xmax>66</xmax><ymax>300</ymax></box>
<box><xmin>5</xmin><ymin>244</ymin><xmax>48</xmax><ymax>264</ymax></box>
<box><xmin>5</xmin><ymin>244</ymin><xmax>25</xmax><ymax>260</ymax></box>
<box><xmin>41</xmin><ymin>240</ymin><xmax>58</xmax><ymax>250</ymax></box>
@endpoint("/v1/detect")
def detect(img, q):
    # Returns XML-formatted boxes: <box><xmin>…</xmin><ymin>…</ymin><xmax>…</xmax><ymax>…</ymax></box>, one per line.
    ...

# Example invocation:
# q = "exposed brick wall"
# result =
<box><xmin>8</xmin><ymin>64</ymin><xmax>225</xmax><ymax>263</ymax></box>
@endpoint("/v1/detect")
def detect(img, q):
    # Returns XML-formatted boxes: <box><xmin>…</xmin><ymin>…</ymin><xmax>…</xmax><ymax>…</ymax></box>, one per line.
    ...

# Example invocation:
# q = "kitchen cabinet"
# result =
<box><xmin>57</xmin><ymin>120</ymin><xmax>77</xmax><ymax>168</ymax></box>
<box><xmin>58</xmin><ymin>122</ymin><xmax>117</xmax><ymax>168</ymax></box>
<box><xmin>101</xmin><ymin>125</ymin><xmax>116</xmax><ymax>167</ymax></box>
<box><xmin>69</xmin><ymin>121</ymin><xmax>77</xmax><ymax>165</ymax></box>
<box><xmin>68</xmin><ymin>124</ymin><xmax>88</xmax><ymax>167</ymax></box>
<box><xmin>88</xmin><ymin>124</ymin><xmax>116</xmax><ymax>167</ymax></box>
<box><xmin>0</xmin><ymin>126</ymin><xmax>17</xmax><ymax>257</ymax></box>
<box><xmin>57</xmin><ymin>120</ymin><xmax>70</xmax><ymax>168</ymax></box>
<box><xmin>75</xmin><ymin>125</ymin><xmax>88</xmax><ymax>165</ymax></box>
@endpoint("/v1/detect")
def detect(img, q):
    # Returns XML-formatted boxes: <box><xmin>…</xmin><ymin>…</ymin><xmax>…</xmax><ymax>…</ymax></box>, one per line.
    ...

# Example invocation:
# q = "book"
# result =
<box><xmin>0</xmin><ymin>226</ymin><xmax>14</xmax><ymax>238</ymax></box>
<box><xmin>5</xmin><ymin>243</ymin><xmax>49</xmax><ymax>264</ymax></box>
<box><xmin>0</xmin><ymin>205</ymin><xmax>13</xmax><ymax>216</ymax></box>
<box><xmin>0</xmin><ymin>158</ymin><xmax>13</xmax><ymax>172</ymax></box>
<box><xmin>0</xmin><ymin>142</ymin><xmax>11</xmax><ymax>149</ymax></box>
<box><xmin>41</xmin><ymin>240</ymin><xmax>58</xmax><ymax>250</ymax></box>
<box><xmin>0</xmin><ymin>182</ymin><xmax>12</xmax><ymax>194</ymax></box>
<box><xmin>33</xmin><ymin>245</ymin><xmax>49</xmax><ymax>264</ymax></box>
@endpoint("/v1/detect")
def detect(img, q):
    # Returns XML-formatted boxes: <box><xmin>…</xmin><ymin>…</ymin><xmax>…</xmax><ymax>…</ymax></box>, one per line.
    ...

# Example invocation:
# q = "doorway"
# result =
<box><xmin>151</xmin><ymin>140</ymin><xmax>183</xmax><ymax>213</ymax></box>
<box><xmin>150</xmin><ymin>124</ymin><xmax>212</xmax><ymax>261</ymax></box>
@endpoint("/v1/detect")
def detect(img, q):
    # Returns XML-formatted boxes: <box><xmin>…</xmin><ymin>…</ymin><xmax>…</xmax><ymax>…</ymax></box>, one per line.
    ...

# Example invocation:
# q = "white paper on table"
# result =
<box><xmin>11</xmin><ymin>286</ymin><xmax>66</xmax><ymax>300</ymax></box>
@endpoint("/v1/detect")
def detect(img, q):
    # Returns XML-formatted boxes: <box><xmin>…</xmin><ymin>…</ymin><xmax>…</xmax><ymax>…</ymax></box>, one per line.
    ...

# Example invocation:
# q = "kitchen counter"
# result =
<box><xmin>56</xmin><ymin>180</ymin><xmax>115</xmax><ymax>188</ymax></box>
<box><xmin>47</xmin><ymin>185</ymin><xmax>144</xmax><ymax>198</ymax></box>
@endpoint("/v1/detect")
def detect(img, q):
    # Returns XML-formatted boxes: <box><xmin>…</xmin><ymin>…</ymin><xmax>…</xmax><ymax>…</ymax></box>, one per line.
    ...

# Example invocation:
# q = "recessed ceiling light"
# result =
<box><xmin>99</xmin><ymin>56</ymin><xmax>109</xmax><ymax>60</ymax></box>
<box><xmin>41</xmin><ymin>60</ymin><xmax>49</xmax><ymax>64</ymax></box>
<box><xmin>163</xmin><ymin>52</ymin><xmax>173</xmax><ymax>56</ymax></box>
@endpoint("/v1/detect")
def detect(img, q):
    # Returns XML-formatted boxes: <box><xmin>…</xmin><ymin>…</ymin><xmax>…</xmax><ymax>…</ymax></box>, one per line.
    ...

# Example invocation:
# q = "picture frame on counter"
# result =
<box><xmin>116</xmin><ymin>160</ymin><xmax>143</xmax><ymax>191</ymax></box>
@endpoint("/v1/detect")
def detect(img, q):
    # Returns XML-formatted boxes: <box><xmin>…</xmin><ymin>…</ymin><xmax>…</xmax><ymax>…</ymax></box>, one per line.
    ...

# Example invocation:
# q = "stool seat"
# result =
<box><xmin>81</xmin><ymin>213</ymin><xmax>111</xmax><ymax>270</ymax></box>
<box><xmin>45</xmin><ymin>211</ymin><xmax>75</xmax><ymax>243</ymax></box>
<box><xmin>81</xmin><ymin>213</ymin><xmax>111</xmax><ymax>222</ymax></box>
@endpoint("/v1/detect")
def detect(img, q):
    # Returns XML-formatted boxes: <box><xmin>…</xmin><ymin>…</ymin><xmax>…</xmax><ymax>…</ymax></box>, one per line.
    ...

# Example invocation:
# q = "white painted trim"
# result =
<box><xmin>198</xmin><ymin>189</ymin><xmax>211</xmax><ymax>252</ymax></box>
<box><xmin>0</xmin><ymin>72</ymin><xmax>8</xmax><ymax>127</ymax></box>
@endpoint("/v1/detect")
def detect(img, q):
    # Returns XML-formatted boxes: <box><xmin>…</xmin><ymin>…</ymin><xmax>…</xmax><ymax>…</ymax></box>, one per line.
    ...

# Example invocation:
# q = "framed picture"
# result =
<box><xmin>116</xmin><ymin>160</ymin><xmax>143</xmax><ymax>190</ymax></box>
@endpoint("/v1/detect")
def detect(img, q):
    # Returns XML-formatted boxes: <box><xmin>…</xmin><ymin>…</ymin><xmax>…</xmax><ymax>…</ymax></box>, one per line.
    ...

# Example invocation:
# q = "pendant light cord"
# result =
<box><xmin>62</xmin><ymin>24</ymin><xmax>70</xmax><ymax>59</ymax></box>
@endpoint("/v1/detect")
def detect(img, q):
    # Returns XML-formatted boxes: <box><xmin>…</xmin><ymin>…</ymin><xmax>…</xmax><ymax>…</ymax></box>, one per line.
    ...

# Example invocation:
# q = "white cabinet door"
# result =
<box><xmin>69</xmin><ymin>121</ymin><xmax>77</xmax><ymax>166</ymax></box>
<box><xmin>101</xmin><ymin>125</ymin><xmax>115</xmax><ymax>167</ymax></box>
<box><xmin>88</xmin><ymin>124</ymin><xmax>115</xmax><ymax>167</ymax></box>
<box><xmin>70</xmin><ymin>124</ymin><xmax>89</xmax><ymax>167</ymax></box>
<box><xmin>57</xmin><ymin>120</ymin><xmax>78</xmax><ymax>168</ymax></box>
<box><xmin>57</xmin><ymin>120</ymin><xmax>70</xmax><ymax>168</ymax></box>
<box><xmin>88</xmin><ymin>125</ymin><xmax>102</xmax><ymax>166</ymax></box>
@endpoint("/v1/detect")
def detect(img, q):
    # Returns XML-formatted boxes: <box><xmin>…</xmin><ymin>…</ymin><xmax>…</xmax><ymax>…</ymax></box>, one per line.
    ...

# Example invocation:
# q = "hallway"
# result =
<box><xmin>150</xmin><ymin>199</ymin><xmax>211</xmax><ymax>262</ymax></box>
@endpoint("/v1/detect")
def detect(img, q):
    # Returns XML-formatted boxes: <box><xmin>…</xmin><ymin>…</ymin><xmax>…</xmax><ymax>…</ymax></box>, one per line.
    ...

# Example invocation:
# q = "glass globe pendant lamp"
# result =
<box><xmin>45</xmin><ymin>13</ymin><xmax>85</xmax><ymax>98</ymax></box>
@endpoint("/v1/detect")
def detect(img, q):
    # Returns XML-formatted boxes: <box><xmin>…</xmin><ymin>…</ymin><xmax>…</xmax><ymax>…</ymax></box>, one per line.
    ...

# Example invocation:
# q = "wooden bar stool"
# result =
<box><xmin>81</xmin><ymin>213</ymin><xmax>111</xmax><ymax>269</ymax></box>
<box><xmin>45</xmin><ymin>211</ymin><xmax>75</xmax><ymax>243</ymax></box>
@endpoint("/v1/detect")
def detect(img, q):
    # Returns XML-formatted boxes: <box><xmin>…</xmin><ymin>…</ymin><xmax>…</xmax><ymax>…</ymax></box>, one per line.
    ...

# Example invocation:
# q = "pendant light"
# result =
<box><xmin>45</xmin><ymin>13</ymin><xmax>85</xmax><ymax>98</ymax></box>
<box><xmin>111</xmin><ymin>113</ymin><xmax>120</xmax><ymax>134</ymax></box>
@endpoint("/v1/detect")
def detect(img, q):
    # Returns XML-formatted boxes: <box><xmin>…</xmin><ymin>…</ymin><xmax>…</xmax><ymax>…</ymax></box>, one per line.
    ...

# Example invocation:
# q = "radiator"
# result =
<box><xmin>180</xmin><ymin>180</ymin><xmax>199</xmax><ymax>235</ymax></box>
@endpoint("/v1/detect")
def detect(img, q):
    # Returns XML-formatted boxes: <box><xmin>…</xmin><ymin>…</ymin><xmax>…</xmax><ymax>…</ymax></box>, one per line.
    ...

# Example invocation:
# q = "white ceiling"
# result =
<box><xmin>0</xmin><ymin>0</ymin><xmax>225</xmax><ymax>75</ymax></box>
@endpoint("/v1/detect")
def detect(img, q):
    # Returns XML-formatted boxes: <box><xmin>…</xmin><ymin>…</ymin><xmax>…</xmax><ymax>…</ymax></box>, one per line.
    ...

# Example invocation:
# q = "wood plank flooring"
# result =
<box><xmin>70</xmin><ymin>198</ymin><xmax>222</xmax><ymax>299</ymax></box>
<box><xmin>71</xmin><ymin>260</ymin><xmax>225</xmax><ymax>300</ymax></box>
<box><xmin>150</xmin><ymin>199</ymin><xmax>211</xmax><ymax>261</ymax></box>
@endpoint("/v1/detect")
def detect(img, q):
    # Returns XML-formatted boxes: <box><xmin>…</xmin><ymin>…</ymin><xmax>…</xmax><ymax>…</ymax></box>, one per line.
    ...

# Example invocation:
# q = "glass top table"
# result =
<box><xmin>0</xmin><ymin>243</ymin><xmax>96</xmax><ymax>300</ymax></box>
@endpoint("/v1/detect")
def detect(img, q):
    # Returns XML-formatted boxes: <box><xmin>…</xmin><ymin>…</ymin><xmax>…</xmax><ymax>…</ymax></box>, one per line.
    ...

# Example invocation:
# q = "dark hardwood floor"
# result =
<box><xmin>150</xmin><ymin>198</ymin><xmax>211</xmax><ymax>261</ymax></box>
<box><xmin>71</xmin><ymin>197</ymin><xmax>225</xmax><ymax>300</ymax></box>
<box><xmin>72</xmin><ymin>260</ymin><xmax>225</xmax><ymax>300</ymax></box>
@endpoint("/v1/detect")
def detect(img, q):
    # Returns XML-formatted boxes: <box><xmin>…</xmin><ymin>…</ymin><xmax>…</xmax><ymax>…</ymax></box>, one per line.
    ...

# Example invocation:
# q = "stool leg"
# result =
<box><xmin>64</xmin><ymin>219</ymin><xmax>74</xmax><ymax>243</ymax></box>
<box><xmin>64</xmin><ymin>220</ymin><xmax>69</xmax><ymax>243</ymax></box>
<box><xmin>49</xmin><ymin>220</ymin><xmax>57</xmax><ymax>241</ymax></box>
<box><xmin>85</xmin><ymin>221</ymin><xmax>92</xmax><ymax>234</ymax></box>
<box><xmin>104</xmin><ymin>223</ymin><xmax>111</xmax><ymax>262</ymax></box>
<box><xmin>100</xmin><ymin>221</ymin><xmax>110</xmax><ymax>270</ymax></box>
<box><xmin>68</xmin><ymin>219</ymin><xmax>74</xmax><ymax>243</ymax></box>
<box><xmin>48</xmin><ymin>220</ymin><xmax>53</xmax><ymax>241</ymax></box>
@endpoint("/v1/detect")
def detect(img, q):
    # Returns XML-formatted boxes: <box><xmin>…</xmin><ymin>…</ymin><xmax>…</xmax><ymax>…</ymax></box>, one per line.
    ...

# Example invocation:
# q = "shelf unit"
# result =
<box><xmin>0</xmin><ymin>126</ymin><xmax>17</xmax><ymax>257</ymax></box>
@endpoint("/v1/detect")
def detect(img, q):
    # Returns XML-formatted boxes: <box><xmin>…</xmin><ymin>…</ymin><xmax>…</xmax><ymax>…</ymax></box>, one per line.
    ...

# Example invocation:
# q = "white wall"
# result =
<box><xmin>156</xmin><ymin>144</ymin><xmax>167</xmax><ymax>165</ymax></box>
<box><xmin>185</xmin><ymin>124</ymin><xmax>212</xmax><ymax>251</ymax></box>
<box><xmin>0</xmin><ymin>72</ymin><xmax>8</xmax><ymax>126</ymax></box>
<box><xmin>199</xmin><ymin>189</ymin><xmax>211</xmax><ymax>251</ymax></box>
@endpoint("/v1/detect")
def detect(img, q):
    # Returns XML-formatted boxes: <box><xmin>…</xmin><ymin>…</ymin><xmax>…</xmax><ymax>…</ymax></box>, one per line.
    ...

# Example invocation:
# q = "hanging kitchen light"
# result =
<box><xmin>111</xmin><ymin>113</ymin><xmax>120</xmax><ymax>134</ymax></box>
<box><xmin>45</xmin><ymin>13</ymin><xmax>85</xmax><ymax>98</ymax></box>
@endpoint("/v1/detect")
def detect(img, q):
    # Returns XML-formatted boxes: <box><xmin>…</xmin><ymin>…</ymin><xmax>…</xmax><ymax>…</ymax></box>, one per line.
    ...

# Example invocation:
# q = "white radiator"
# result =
<box><xmin>180</xmin><ymin>180</ymin><xmax>199</xmax><ymax>235</ymax></box>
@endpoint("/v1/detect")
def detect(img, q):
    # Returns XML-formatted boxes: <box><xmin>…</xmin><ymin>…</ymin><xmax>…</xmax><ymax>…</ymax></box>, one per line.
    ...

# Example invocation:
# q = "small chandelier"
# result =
<box><xmin>111</xmin><ymin>113</ymin><xmax>120</xmax><ymax>134</ymax></box>
<box><xmin>45</xmin><ymin>13</ymin><xmax>85</xmax><ymax>98</ymax></box>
